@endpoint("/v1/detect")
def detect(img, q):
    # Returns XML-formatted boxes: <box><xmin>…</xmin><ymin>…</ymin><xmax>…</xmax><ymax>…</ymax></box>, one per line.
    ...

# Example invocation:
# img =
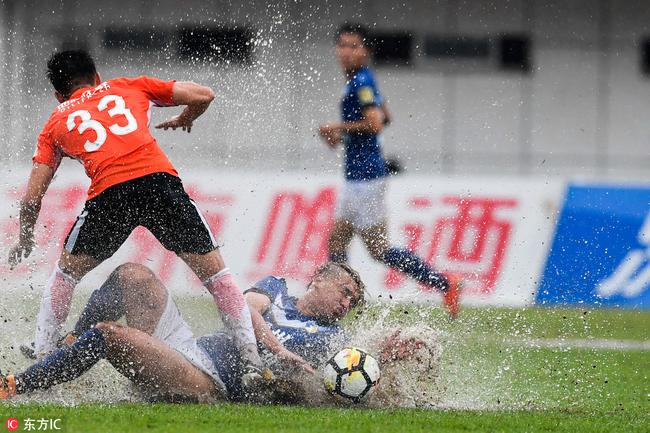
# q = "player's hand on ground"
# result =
<box><xmin>318</xmin><ymin>124</ymin><xmax>343</xmax><ymax>149</ymax></box>
<box><xmin>276</xmin><ymin>348</ymin><xmax>316</xmax><ymax>375</ymax></box>
<box><xmin>379</xmin><ymin>330</ymin><xmax>425</xmax><ymax>363</ymax></box>
<box><xmin>155</xmin><ymin>115</ymin><xmax>193</xmax><ymax>133</ymax></box>
<box><xmin>8</xmin><ymin>237</ymin><xmax>35</xmax><ymax>268</ymax></box>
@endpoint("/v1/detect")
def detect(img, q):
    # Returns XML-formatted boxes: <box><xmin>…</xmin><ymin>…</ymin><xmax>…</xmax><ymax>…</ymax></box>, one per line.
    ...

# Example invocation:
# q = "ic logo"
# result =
<box><xmin>5</xmin><ymin>418</ymin><xmax>19</xmax><ymax>431</ymax></box>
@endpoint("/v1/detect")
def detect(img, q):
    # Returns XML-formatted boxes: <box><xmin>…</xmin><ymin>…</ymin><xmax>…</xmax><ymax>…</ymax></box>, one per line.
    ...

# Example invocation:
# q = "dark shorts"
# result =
<box><xmin>64</xmin><ymin>172</ymin><xmax>217</xmax><ymax>261</ymax></box>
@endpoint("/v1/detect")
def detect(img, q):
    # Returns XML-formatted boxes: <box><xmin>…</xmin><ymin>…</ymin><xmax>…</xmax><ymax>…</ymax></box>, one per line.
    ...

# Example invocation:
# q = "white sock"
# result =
<box><xmin>34</xmin><ymin>264</ymin><xmax>78</xmax><ymax>355</ymax></box>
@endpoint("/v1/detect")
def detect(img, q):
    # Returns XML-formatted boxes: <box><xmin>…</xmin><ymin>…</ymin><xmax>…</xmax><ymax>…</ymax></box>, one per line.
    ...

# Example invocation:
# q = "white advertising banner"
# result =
<box><xmin>0</xmin><ymin>166</ymin><xmax>563</xmax><ymax>307</ymax></box>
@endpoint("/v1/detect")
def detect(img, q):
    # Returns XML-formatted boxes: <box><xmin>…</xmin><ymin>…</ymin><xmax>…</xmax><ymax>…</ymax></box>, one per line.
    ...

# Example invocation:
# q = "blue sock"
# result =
<box><xmin>382</xmin><ymin>247</ymin><xmax>449</xmax><ymax>291</ymax></box>
<box><xmin>15</xmin><ymin>327</ymin><xmax>107</xmax><ymax>394</ymax></box>
<box><xmin>73</xmin><ymin>272</ymin><xmax>125</xmax><ymax>336</ymax></box>
<box><xmin>329</xmin><ymin>252</ymin><xmax>348</xmax><ymax>263</ymax></box>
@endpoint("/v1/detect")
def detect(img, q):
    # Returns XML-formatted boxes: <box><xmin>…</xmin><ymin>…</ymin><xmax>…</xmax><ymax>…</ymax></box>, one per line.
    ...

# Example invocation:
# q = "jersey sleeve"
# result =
<box><xmin>129</xmin><ymin>76</ymin><xmax>177</xmax><ymax>107</ymax></box>
<box><xmin>353</xmin><ymin>73</ymin><xmax>381</xmax><ymax>109</ymax></box>
<box><xmin>245</xmin><ymin>276</ymin><xmax>287</xmax><ymax>303</ymax></box>
<box><xmin>32</xmin><ymin>122</ymin><xmax>63</xmax><ymax>170</ymax></box>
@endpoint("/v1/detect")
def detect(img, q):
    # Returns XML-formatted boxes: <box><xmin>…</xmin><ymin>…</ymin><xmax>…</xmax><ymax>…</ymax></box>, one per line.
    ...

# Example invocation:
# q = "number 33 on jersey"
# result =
<box><xmin>33</xmin><ymin>76</ymin><xmax>180</xmax><ymax>199</ymax></box>
<box><xmin>67</xmin><ymin>94</ymin><xmax>137</xmax><ymax>152</ymax></box>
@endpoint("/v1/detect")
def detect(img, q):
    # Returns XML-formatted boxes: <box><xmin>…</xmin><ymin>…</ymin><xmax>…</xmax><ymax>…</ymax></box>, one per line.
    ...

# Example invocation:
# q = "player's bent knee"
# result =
<box><xmin>113</xmin><ymin>263</ymin><xmax>159</xmax><ymax>294</ymax></box>
<box><xmin>95</xmin><ymin>321</ymin><xmax>139</xmax><ymax>355</ymax></box>
<box><xmin>59</xmin><ymin>250</ymin><xmax>97</xmax><ymax>279</ymax></box>
<box><xmin>115</xmin><ymin>263</ymin><xmax>155</xmax><ymax>282</ymax></box>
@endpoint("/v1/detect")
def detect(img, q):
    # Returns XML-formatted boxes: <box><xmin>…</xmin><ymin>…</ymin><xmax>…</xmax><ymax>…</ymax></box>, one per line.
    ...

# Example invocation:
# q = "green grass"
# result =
<box><xmin>0</xmin><ymin>402</ymin><xmax>647</xmax><ymax>433</ymax></box>
<box><xmin>360</xmin><ymin>303</ymin><xmax>650</xmax><ymax>341</ymax></box>
<box><xmin>1</xmin><ymin>306</ymin><xmax>648</xmax><ymax>433</ymax></box>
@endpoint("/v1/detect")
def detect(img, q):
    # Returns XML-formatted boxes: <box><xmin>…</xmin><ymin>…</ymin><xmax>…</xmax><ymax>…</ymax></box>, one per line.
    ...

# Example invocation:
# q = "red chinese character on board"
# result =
<box><xmin>385</xmin><ymin>195</ymin><xmax>517</xmax><ymax>295</ymax></box>
<box><xmin>250</xmin><ymin>188</ymin><xmax>336</xmax><ymax>281</ymax></box>
<box><xmin>37</xmin><ymin>185</ymin><xmax>86</xmax><ymax>247</ymax></box>
<box><xmin>2</xmin><ymin>184</ymin><xmax>85</xmax><ymax>273</ymax></box>
<box><xmin>1</xmin><ymin>182</ymin><xmax>231</xmax><ymax>286</ymax></box>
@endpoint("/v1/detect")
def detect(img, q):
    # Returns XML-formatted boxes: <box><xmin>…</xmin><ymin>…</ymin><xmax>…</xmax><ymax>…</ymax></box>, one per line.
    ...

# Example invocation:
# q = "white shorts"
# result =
<box><xmin>153</xmin><ymin>295</ymin><xmax>226</xmax><ymax>393</ymax></box>
<box><xmin>335</xmin><ymin>178</ymin><xmax>387</xmax><ymax>230</ymax></box>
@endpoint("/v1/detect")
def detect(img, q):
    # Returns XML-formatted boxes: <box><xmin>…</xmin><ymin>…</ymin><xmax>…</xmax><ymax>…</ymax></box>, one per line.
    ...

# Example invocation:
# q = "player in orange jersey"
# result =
<box><xmin>7</xmin><ymin>50</ymin><xmax>262</xmax><ymax>382</ymax></box>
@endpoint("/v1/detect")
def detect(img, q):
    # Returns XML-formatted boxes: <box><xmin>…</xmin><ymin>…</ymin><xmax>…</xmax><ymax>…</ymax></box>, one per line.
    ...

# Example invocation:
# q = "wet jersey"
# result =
<box><xmin>33</xmin><ymin>76</ymin><xmax>179</xmax><ymax>199</ymax></box>
<box><xmin>197</xmin><ymin>276</ymin><xmax>344</xmax><ymax>399</ymax></box>
<box><xmin>246</xmin><ymin>276</ymin><xmax>344</xmax><ymax>365</ymax></box>
<box><xmin>340</xmin><ymin>65</ymin><xmax>387</xmax><ymax>182</ymax></box>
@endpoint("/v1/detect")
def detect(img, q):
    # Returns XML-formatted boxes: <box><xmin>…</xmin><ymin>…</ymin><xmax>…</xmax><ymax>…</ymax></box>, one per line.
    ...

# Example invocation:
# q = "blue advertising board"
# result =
<box><xmin>537</xmin><ymin>184</ymin><xmax>650</xmax><ymax>309</ymax></box>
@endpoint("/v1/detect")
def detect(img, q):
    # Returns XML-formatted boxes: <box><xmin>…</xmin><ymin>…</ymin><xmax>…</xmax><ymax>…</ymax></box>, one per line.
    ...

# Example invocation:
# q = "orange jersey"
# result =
<box><xmin>33</xmin><ymin>76</ymin><xmax>179</xmax><ymax>199</ymax></box>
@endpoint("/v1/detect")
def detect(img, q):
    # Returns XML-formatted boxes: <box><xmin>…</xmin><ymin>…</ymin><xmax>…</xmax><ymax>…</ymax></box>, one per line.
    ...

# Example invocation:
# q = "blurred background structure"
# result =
<box><xmin>0</xmin><ymin>0</ymin><xmax>648</xmax><ymax>179</ymax></box>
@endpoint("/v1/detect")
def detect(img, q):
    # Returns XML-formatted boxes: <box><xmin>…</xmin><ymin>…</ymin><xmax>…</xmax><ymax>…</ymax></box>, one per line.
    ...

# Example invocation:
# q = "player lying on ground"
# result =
<box><xmin>0</xmin><ymin>262</ymin><xmax>421</xmax><ymax>402</ymax></box>
<box><xmin>318</xmin><ymin>23</ymin><xmax>461</xmax><ymax>319</ymax></box>
<box><xmin>7</xmin><ymin>50</ymin><xmax>261</xmax><ymax>376</ymax></box>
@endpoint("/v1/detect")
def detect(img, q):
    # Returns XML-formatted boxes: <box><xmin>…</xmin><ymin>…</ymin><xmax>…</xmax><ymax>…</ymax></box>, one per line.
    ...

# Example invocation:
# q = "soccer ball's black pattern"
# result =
<box><xmin>325</xmin><ymin>348</ymin><xmax>379</xmax><ymax>403</ymax></box>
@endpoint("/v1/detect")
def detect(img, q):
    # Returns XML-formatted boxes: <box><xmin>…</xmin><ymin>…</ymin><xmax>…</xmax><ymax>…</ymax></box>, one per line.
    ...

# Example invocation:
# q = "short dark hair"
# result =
<box><xmin>336</xmin><ymin>22</ymin><xmax>372</xmax><ymax>49</ymax></box>
<box><xmin>46</xmin><ymin>50</ymin><xmax>97</xmax><ymax>97</ymax></box>
<box><xmin>314</xmin><ymin>261</ymin><xmax>367</xmax><ymax>309</ymax></box>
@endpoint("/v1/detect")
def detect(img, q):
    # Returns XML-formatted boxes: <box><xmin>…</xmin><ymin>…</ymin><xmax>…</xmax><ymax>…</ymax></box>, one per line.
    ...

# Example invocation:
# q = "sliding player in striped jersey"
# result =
<box><xmin>0</xmin><ymin>262</ymin><xmax>379</xmax><ymax>403</ymax></box>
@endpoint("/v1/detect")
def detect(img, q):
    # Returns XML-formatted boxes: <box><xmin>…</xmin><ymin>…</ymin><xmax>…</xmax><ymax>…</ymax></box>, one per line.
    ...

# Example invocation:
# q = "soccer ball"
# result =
<box><xmin>322</xmin><ymin>347</ymin><xmax>380</xmax><ymax>403</ymax></box>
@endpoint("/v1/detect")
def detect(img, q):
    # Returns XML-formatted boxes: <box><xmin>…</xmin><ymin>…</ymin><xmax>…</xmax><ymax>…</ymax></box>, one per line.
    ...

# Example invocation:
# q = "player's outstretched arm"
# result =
<box><xmin>318</xmin><ymin>123</ymin><xmax>344</xmax><ymax>149</ymax></box>
<box><xmin>245</xmin><ymin>291</ymin><xmax>316</xmax><ymax>375</ymax></box>
<box><xmin>8</xmin><ymin>163</ymin><xmax>55</xmax><ymax>267</ymax></box>
<box><xmin>378</xmin><ymin>329</ymin><xmax>425</xmax><ymax>364</ymax></box>
<box><xmin>155</xmin><ymin>81</ymin><xmax>215</xmax><ymax>133</ymax></box>
<box><xmin>318</xmin><ymin>106</ymin><xmax>384</xmax><ymax>149</ymax></box>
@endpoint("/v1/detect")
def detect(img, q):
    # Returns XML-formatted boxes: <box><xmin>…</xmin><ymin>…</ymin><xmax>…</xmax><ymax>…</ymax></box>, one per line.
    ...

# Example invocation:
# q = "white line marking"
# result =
<box><xmin>513</xmin><ymin>338</ymin><xmax>650</xmax><ymax>351</ymax></box>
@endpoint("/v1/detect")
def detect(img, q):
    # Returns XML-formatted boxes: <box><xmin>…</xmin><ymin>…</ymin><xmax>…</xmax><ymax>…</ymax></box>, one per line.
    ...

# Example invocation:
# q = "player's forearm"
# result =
<box><xmin>339</xmin><ymin>118</ymin><xmax>383</xmax><ymax>135</ymax></box>
<box><xmin>18</xmin><ymin>197</ymin><xmax>42</xmax><ymax>241</ymax></box>
<box><xmin>250</xmin><ymin>308</ymin><xmax>287</xmax><ymax>355</ymax></box>
<box><xmin>19</xmin><ymin>163</ymin><xmax>54</xmax><ymax>240</ymax></box>
<box><xmin>171</xmin><ymin>81</ymin><xmax>214</xmax><ymax>124</ymax></box>
<box><xmin>177</xmin><ymin>102</ymin><xmax>211</xmax><ymax>124</ymax></box>
<box><xmin>171</xmin><ymin>81</ymin><xmax>215</xmax><ymax>105</ymax></box>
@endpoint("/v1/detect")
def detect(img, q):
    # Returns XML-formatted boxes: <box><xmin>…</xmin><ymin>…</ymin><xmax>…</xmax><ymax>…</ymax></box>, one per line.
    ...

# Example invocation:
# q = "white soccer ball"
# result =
<box><xmin>322</xmin><ymin>347</ymin><xmax>381</xmax><ymax>403</ymax></box>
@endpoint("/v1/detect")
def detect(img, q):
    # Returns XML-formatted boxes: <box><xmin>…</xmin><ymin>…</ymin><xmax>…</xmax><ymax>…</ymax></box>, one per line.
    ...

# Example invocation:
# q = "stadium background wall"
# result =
<box><xmin>1</xmin><ymin>0</ymin><xmax>650</xmax><ymax>180</ymax></box>
<box><xmin>5</xmin><ymin>167</ymin><xmax>649</xmax><ymax>309</ymax></box>
<box><xmin>1</xmin><ymin>1</ymin><xmax>649</xmax><ymax>309</ymax></box>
